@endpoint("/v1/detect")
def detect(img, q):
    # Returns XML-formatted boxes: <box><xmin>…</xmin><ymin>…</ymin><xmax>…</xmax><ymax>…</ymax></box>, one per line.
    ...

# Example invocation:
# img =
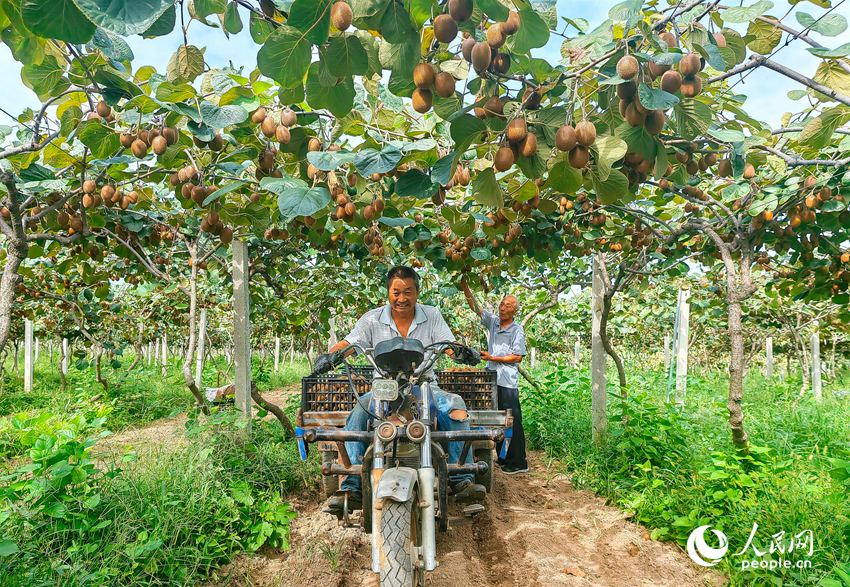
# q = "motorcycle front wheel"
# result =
<box><xmin>379</xmin><ymin>497</ymin><xmax>424</xmax><ymax>587</ymax></box>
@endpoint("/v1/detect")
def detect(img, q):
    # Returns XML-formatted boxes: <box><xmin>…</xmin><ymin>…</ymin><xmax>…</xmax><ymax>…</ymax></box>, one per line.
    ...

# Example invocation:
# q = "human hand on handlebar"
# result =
<box><xmin>313</xmin><ymin>350</ymin><xmax>342</xmax><ymax>375</ymax></box>
<box><xmin>451</xmin><ymin>345</ymin><xmax>481</xmax><ymax>366</ymax></box>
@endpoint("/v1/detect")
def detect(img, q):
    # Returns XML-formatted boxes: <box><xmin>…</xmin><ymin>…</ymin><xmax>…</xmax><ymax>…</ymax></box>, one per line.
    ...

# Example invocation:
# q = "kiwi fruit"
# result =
<box><xmin>471</xmin><ymin>42</ymin><xmax>492</xmax><ymax>74</ymax></box>
<box><xmin>679</xmin><ymin>53</ymin><xmax>702</xmax><ymax>76</ymax></box>
<box><xmin>413</xmin><ymin>63</ymin><xmax>436</xmax><ymax>88</ymax></box>
<box><xmin>743</xmin><ymin>163</ymin><xmax>756</xmax><ymax>179</ymax></box>
<box><xmin>659</xmin><ymin>31</ymin><xmax>677</xmax><ymax>48</ymax></box>
<box><xmin>448</xmin><ymin>0</ymin><xmax>473</xmax><ymax>22</ymax></box>
<box><xmin>331</xmin><ymin>1</ymin><xmax>352</xmax><ymax>31</ymax></box>
<box><xmin>644</xmin><ymin>110</ymin><xmax>666</xmax><ymax>135</ymax></box>
<box><xmin>519</xmin><ymin>132</ymin><xmax>538</xmax><ymax>158</ymax></box>
<box><xmin>433</xmin><ymin>14</ymin><xmax>458</xmax><ymax>43</ymax></box>
<box><xmin>261</xmin><ymin>117</ymin><xmax>278</xmax><ymax>138</ymax></box>
<box><xmin>281</xmin><ymin>109</ymin><xmax>298</xmax><ymax>127</ymax></box>
<box><xmin>575</xmin><ymin>120</ymin><xmax>597</xmax><ymax>147</ymax></box>
<box><xmin>462</xmin><ymin>36</ymin><xmax>476</xmax><ymax>62</ymax></box>
<box><xmin>275</xmin><ymin>125</ymin><xmax>291</xmax><ymax>144</ymax></box>
<box><xmin>138</xmin><ymin>129</ymin><xmax>151</xmax><ymax>145</ymax></box>
<box><xmin>219</xmin><ymin>226</ymin><xmax>234</xmax><ymax>244</ymax></box>
<box><xmin>131</xmin><ymin>139</ymin><xmax>148</xmax><ymax>159</ymax></box>
<box><xmin>713</xmin><ymin>32</ymin><xmax>727</xmax><ymax>48</ymax></box>
<box><xmin>648</xmin><ymin>61</ymin><xmax>670</xmax><ymax>77</ymax></box>
<box><xmin>555</xmin><ymin>125</ymin><xmax>577</xmax><ymax>152</ymax></box>
<box><xmin>96</xmin><ymin>101</ymin><xmax>111</xmax><ymax>118</ymax></box>
<box><xmin>487</xmin><ymin>23</ymin><xmax>506</xmax><ymax>49</ymax></box>
<box><xmin>484</xmin><ymin>95</ymin><xmax>504</xmax><ymax>117</ymax></box>
<box><xmin>618</xmin><ymin>98</ymin><xmax>629</xmax><ymax>117</ymax></box>
<box><xmin>193</xmin><ymin>136</ymin><xmax>207</xmax><ymax>148</ymax></box>
<box><xmin>412</xmin><ymin>88</ymin><xmax>433</xmax><ymax>113</ymax></box>
<box><xmin>152</xmin><ymin>135</ymin><xmax>168</xmax><ymax>155</ymax></box>
<box><xmin>82</xmin><ymin>194</ymin><xmax>95</xmax><ymax>209</ymax></box>
<box><xmin>209</xmin><ymin>134</ymin><xmax>224</xmax><ymax>151</ymax></box>
<box><xmin>101</xmin><ymin>185</ymin><xmax>115</xmax><ymax>201</ymax></box>
<box><xmin>616</xmin><ymin>81</ymin><xmax>637</xmax><ymax>101</ymax></box>
<box><xmin>616</xmin><ymin>55</ymin><xmax>639</xmax><ymax>80</ymax></box>
<box><xmin>163</xmin><ymin>127</ymin><xmax>178</xmax><ymax>145</ymax></box>
<box><xmin>680</xmin><ymin>75</ymin><xmax>702</xmax><ymax>98</ymax></box>
<box><xmin>522</xmin><ymin>87</ymin><xmax>542</xmax><ymax>109</ymax></box>
<box><xmin>661</xmin><ymin>70</ymin><xmax>683</xmax><ymax>94</ymax></box>
<box><xmin>625</xmin><ymin>102</ymin><xmax>646</xmax><ymax>127</ymax></box>
<box><xmin>491</xmin><ymin>53</ymin><xmax>511</xmax><ymax>74</ymax></box>
<box><xmin>686</xmin><ymin>160</ymin><xmax>699</xmax><ymax>175</ymax></box>
<box><xmin>434</xmin><ymin>72</ymin><xmax>456</xmax><ymax>98</ymax></box>
<box><xmin>83</xmin><ymin>179</ymin><xmax>96</xmax><ymax>194</ymax></box>
<box><xmin>506</xmin><ymin>118</ymin><xmax>528</xmax><ymax>143</ymax></box>
<box><xmin>260</xmin><ymin>149</ymin><xmax>275</xmax><ymax>171</ymax></box>
<box><xmin>503</xmin><ymin>11</ymin><xmax>520</xmax><ymax>35</ymax></box>
<box><xmin>307</xmin><ymin>137</ymin><xmax>322</xmax><ymax>152</ymax></box>
<box><xmin>251</xmin><ymin>107</ymin><xmax>267</xmax><ymax>124</ymax></box>
<box><xmin>494</xmin><ymin>146</ymin><xmax>515</xmax><ymax>171</ymax></box>
<box><xmin>119</xmin><ymin>133</ymin><xmax>135</xmax><ymax>148</ymax></box>
<box><xmin>569</xmin><ymin>145</ymin><xmax>590</xmax><ymax>169</ymax></box>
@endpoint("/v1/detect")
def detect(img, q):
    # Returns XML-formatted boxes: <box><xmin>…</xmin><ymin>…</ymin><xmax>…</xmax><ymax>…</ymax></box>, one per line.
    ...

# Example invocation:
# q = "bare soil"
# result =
<box><xmin>211</xmin><ymin>453</ymin><xmax>725</xmax><ymax>587</ymax></box>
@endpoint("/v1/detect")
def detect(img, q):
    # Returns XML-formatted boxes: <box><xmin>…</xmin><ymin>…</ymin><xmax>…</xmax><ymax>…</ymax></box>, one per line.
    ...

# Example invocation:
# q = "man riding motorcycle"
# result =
<box><xmin>314</xmin><ymin>265</ymin><xmax>487</xmax><ymax>515</ymax></box>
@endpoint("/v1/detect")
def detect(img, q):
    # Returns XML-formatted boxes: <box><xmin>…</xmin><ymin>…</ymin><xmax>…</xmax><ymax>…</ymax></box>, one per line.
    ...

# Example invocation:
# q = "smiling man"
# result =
<box><xmin>315</xmin><ymin>265</ymin><xmax>486</xmax><ymax>515</ymax></box>
<box><xmin>460</xmin><ymin>279</ymin><xmax>528</xmax><ymax>474</ymax></box>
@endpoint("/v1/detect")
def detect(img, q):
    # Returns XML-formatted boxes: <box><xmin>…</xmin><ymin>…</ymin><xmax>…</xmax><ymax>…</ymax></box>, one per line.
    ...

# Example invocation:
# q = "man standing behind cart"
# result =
<box><xmin>460</xmin><ymin>278</ymin><xmax>529</xmax><ymax>474</ymax></box>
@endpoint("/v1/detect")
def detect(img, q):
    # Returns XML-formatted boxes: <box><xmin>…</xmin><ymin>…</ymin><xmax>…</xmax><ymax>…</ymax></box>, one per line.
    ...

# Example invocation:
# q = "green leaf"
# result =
<box><xmin>287</xmin><ymin>0</ymin><xmax>331</xmax><ymax>44</ymax></box>
<box><xmin>195</xmin><ymin>0</ymin><xmax>226</xmax><ymax>19</ymax></box>
<box><xmin>592</xmin><ymin>135</ymin><xmax>628</xmax><ymax>181</ymax></box>
<box><xmin>708</xmin><ymin>127</ymin><xmax>746</xmax><ymax>143</ymax></box>
<box><xmin>591</xmin><ymin>168</ymin><xmax>629</xmax><ymax>204</ymax></box>
<box><xmin>450</xmin><ymin>114</ymin><xmax>487</xmax><ymax>146</ymax></box>
<box><xmin>721</xmin><ymin>0</ymin><xmax>773</xmax><ymax>23</ymax></box>
<box><xmin>671</xmin><ymin>99</ymin><xmax>712</xmax><ymax>139</ymax></box>
<box><xmin>512</xmin><ymin>9</ymin><xmax>548</xmax><ymax>53</ymax></box>
<box><xmin>307</xmin><ymin>150</ymin><xmax>357</xmax><ymax>170</ymax></box>
<box><xmin>223</xmin><ymin>2</ymin><xmax>243</xmax><ymax>34</ymax></box>
<box><xmin>431</xmin><ymin>151</ymin><xmax>459</xmax><ymax>186</ymax></box>
<box><xmin>141</xmin><ymin>4</ymin><xmax>176</xmax><ymax>36</ymax></box>
<box><xmin>167</xmin><ymin>44</ymin><xmax>205</xmax><ymax>83</ymax></box>
<box><xmin>71</xmin><ymin>0</ymin><xmax>173</xmax><ymax>35</ymax></box>
<box><xmin>155</xmin><ymin>81</ymin><xmax>196</xmax><ymax>102</ymax></box>
<box><xmin>796</xmin><ymin>11</ymin><xmax>847</xmax><ymax>37</ymax></box>
<box><xmin>746</xmin><ymin>18</ymin><xmax>782</xmax><ymax>54</ymax></box>
<box><xmin>352</xmin><ymin>0</ymin><xmax>390</xmax><ymax>30</ymax></box>
<box><xmin>277</xmin><ymin>185</ymin><xmax>331</xmax><ymax>220</ymax></box>
<box><xmin>91</xmin><ymin>28</ymin><xmax>135</xmax><ymax>62</ymax></box>
<box><xmin>305</xmin><ymin>64</ymin><xmax>355</xmax><ymax>117</ymax></box>
<box><xmin>250</xmin><ymin>10</ymin><xmax>274</xmax><ymax>43</ymax></box>
<box><xmin>381</xmin><ymin>1</ymin><xmax>415</xmax><ymax>43</ymax></box>
<box><xmin>477</xmin><ymin>0</ymin><xmax>508</xmax><ymax>21</ymax></box>
<box><xmin>379</xmin><ymin>216</ymin><xmax>415</xmax><ymax>227</ymax></box>
<box><xmin>0</xmin><ymin>541</ymin><xmax>18</xmax><ymax>557</ymax></box>
<box><xmin>798</xmin><ymin>107</ymin><xmax>850</xmax><ymax>149</ymax></box>
<box><xmin>405</xmin><ymin>0</ymin><xmax>433</xmax><ymax>26</ymax></box>
<box><xmin>814</xmin><ymin>61</ymin><xmax>850</xmax><ymax>97</ymax></box>
<box><xmin>258</xmin><ymin>25</ymin><xmax>313</xmax><ymax>88</ymax></box>
<box><xmin>808</xmin><ymin>43</ymin><xmax>850</xmax><ymax>58</ymax></box>
<box><xmin>638</xmin><ymin>84</ymin><xmax>679</xmax><ymax>110</ymax></box>
<box><xmin>21</xmin><ymin>55</ymin><xmax>67</xmax><ymax>98</ymax></box>
<box><xmin>326</xmin><ymin>35</ymin><xmax>369</xmax><ymax>77</ymax></box>
<box><xmin>353</xmin><ymin>145</ymin><xmax>403</xmax><ymax>176</ymax></box>
<box><xmin>395</xmin><ymin>169</ymin><xmax>436</xmax><ymax>198</ymax></box>
<box><xmin>199</xmin><ymin>101</ymin><xmax>248</xmax><ymax>128</ymax></box>
<box><xmin>378</xmin><ymin>36</ymin><xmax>419</xmax><ymax>75</ymax></box>
<box><xmin>78</xmin><ymin>120</ymin><xmax>120</xmax><ymax>158</ymax></box>
<box><xmin>21</xmin><ymin>0</ymin><xmax>95</xmax><ymax>43</ymax></box>
<box><xmin>204</xmin><ymin>181</ymin><xmax>246</xmax><ymax>206</ymax></box>
<box><xmin>546</xmin><ymin>161</ymin><xmax>583</xmax><ymax>194</ymax></box>
<box><xmin>470</xmin><ymin>168</ymin><xmax>503</xmax><ymax>208</ymax></box>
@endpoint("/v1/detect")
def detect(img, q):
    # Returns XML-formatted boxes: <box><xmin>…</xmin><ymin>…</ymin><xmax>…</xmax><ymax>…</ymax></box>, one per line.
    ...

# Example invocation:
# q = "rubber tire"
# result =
<box><xmin>474</xmin><ymin>447</ymin><xmax>493</xmax><ymax>493</ymax></box>
<box><xmin>321</xmin><ymin>450</ymin><xmax>339</xmax><ymax>498</ymax></box>
<box><xmin>379</xmin><ymin>499</ymin><xmax>423</xmax><ymax>587</ymax></box>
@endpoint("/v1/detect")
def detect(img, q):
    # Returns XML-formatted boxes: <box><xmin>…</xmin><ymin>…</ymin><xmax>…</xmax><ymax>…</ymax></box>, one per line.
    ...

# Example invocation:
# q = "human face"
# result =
<box><xmin>499</xmin><ymin>295</ymin><xmax>518</xmax><ymax>322</ymax></box>
<box><xmin>388</xmin><ymin>277</ymin><xmax>418</xmax><ymax>316</ymax></box>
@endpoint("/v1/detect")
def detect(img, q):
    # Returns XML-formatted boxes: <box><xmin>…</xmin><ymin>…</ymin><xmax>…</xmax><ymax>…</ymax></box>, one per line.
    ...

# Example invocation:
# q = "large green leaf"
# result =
<box><xmin>155</xmin><ymin>81</ymin><xmax>196</xmax><ymax>102</ymax></box>
<box><xmin>277</xmin><ymin>185</ymin><xmax>332</xmax><ymax>220</ymax></box>
<box><xmin>798</xmin><ymin>106</ymin><xmax>850</xmax><ymax>149</ymax></box>
<box><xmin>305</xmin><ymin>64</ymin><xmax>355</xmax><ymax>117</ymax></box>
<box><xmin>22</xmin><ymin>0</ymin><xmax>95</xmax><ymax>43</ymax></box>
<box><xmin>477</xmin><ymin>0</ymin><xmax>508</xmax><ymax>21</ymax></box>
<box><xmin>353</xmin><ymin>145</ymin><xmax>403</xmax><ymax>175</ymax></box>
<box><xmin>638</xmin><ymin>84</ymin><xmax>679</xmax><ymax>110</ymax></box>
<box><xmin>470</xmin><ymin>168</ymin><xmax>503</xmax><ymax>208</ymax></box>
<box><xmin>395</xmin><ymin>169</ymin><xmax>436</xmax><ymax>198</ymax></box>
<box><xmin>746</xmin><ymin>18</ymin><xmax>782</xmax><ymax>54</ymax></box>
<box><xmin>546</xmin><ymin>160</ymin><xmax>583</xmax><ymax>194</ymax></box>
<box><xmin>449</xmin><ymin>114</ymin><xmax>487</xmax><ymax>146</ymax></box>
<box><xmin>796</xmin><ymin>11</ymin><xmax>847</xmax><ymax>37</ymax></box>
<box><xmin>405</xmin><ymin>0</ymin><xmax>433</xmax><ymax>26</ymax></box>
<box><xmin>378</xmin><ymin>36</ymin><xmax>419</xmax><ymax>75</ymax></box>
<box><xmin>590</xmin><ymin>168</ymin><xmax>629</xmax><ymax>204</ymax></box>
<box><xmin>671</xmin><ymin>99</ymin><xmax>712</xmax><ymax>139</ymax></box>
<box><xmin>223</xmin><ymin>2</ymin><xmax>243</xmax><ymax>34</ymax></box>
<box><xmin>257</xmin><ymin>25</ymin><xmax>313</xmax><ymax>88</ymax></box>
<box><xmin>325</xmin><ymin>35</ymin><xmax>369</xmax><ymax>77</ymax></box>
<box><xmin>199</xmin><ymin>101</ymin><xmax>248</xmax><ymax>128</ymax></box>
<box><xmin>351</xmin><ymin>0</ymin><xmax>390</xmax><ymax>29</ymax></box>
<box><xmin>512</xmin><ymin>9</ymin><xmax>548</xmax><ymax>53</ymax></box>
<box><xmin>287</xmin><ymin>0</ymin><xmax>331</xmax><ymax>44</ymax></box>
<box><xmin>721</xmin><ymin>0</ymin><xmax>773</xmax><ymax>23</ymax></box>
<box><xmin>141</xmin><ymin>4</ymin><xmax>175</xmax><ymax>36</ymax></box>
<box><xmin>814</xmin><ymin>61</ymin><xmax>850</xmax><ymax>96</ymax></box>
<box><xmin>808</xmin><ymin>43</ymin><xmax>850</xmax><ymax>58</ymax></box>
<box><xmin>592</xmin><ymin>135</ymin><xmax>627</xmax><ymax>181</ymax></box>
<box><xmin>21</xmin><ymin>55</ymin><xmax>68</xmax><ymax>99</ymax></box>
<box><xmin>78</xmin><ymin>120</ymin><xmax>120</xmax><ymax>158</ymax></box>
<box><xmin>166</xmin><ymin>45</ymin><xmax>205</xmax><ymax>82</ymax></box>
<box><xmin>381</xmin><ymin>1</ymin><xmax>415</xmax><ymax>43</ymax></box>
<box><xmin>306</xmin><ymin>150</ymin><xmax>357</xmax><ymax>170</ymax></box>
<box><xmin>71</xmin><ymin>0</ymin><xmax>173</xmax><ymax>35</ymax></box>
<box><xmin>91</xmin><ymin>28</ymin><xmax>135</xmax><ymax>62</ymax></box>
<box><xmin>195</xmin><ymin>0</ymin><xmax>226</xmax><ymax>19</ymax></box>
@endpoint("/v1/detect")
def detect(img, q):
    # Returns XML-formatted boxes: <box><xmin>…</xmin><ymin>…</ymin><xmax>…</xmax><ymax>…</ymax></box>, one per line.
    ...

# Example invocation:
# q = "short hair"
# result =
<box><xmin>386</xmin><ymin>266</ymin><xmax>420</xmax><ymax>291</ymax></box>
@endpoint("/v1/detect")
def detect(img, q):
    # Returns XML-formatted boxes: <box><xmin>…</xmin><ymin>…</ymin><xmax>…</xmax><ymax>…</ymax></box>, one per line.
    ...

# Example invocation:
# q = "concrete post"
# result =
<box><xmin>591</xmin><ymin>254</ymin><xmax>607</xmax><ymax>446</ymax></box>
<box><xmin>195</xmin><ymin>308</ymin><xmax>207</xmax><ymax>389</ymax></box>
<box><xmin>274</xmin><ymin>336</ymin><xmax>280</xmax><ymax>373</ymax></box>
<box><xmin>24</xmin><ymin>319</ymin><xmax>33</xmax><ymax>392</ymax></box>
<box><xmin>766</xmin><ymin>336</ymin><xmax>774</xmax><ymax>378</ymax></box>
<box><xmin>812</xmin><ymin>322</ymin><xmax>822</xmax><ymax>401</ymax></box>
<box><xmin>62</xmin><ymin>338</ymin><xmax>69</xmax><ymax>375</ymax></box>
<box><xmin>233</xmin><ymin>240</ymin><xmax>252</xmax><ymax>431</ymax></box>
<box><xmin>675</xmin><ymin>288</ymin><xmax>690</xmax><ymax>404</ymax></box>
<box><xmin>573</xmin><ymin>338</ymin><xmax>580</xmax><ymax>368</ymax></box>
<box><xmin>663</xmin><ymin>334</ymin><xmax>671</xmax><ymax>371</ymax></box>
<box><xmin>530</xmin><ymin>347</ymin><xmax>537</xmax><ymax>368</ymax></box>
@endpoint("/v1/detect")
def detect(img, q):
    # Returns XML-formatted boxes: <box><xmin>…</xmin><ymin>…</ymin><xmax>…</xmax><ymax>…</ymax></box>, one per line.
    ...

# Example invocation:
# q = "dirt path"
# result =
<box><xmin>213</xmin><ymin>452</ymin><xmax>724</xmax><ymax>587</ymax></box>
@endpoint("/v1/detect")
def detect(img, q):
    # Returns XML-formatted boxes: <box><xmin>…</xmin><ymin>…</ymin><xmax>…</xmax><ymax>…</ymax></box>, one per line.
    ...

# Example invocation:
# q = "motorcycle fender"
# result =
<box><xmin>375</xmin><ymin>467</ymin><xmax>418</xmax><ymax>503</ymax></box>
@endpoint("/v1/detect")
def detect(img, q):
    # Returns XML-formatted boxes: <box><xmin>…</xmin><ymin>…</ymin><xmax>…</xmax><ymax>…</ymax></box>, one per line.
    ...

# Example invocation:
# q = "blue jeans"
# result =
<box><xmin>340</xmin><ymin>386</ymin><xmax>474</xmax><ymax>492</ymax></box>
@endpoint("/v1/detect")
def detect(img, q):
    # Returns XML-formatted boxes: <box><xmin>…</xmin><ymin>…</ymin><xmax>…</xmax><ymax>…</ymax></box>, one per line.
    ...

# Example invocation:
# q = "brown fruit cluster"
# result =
<box><xmin>199</xmin><ymin>210</ymin><xmax>234</xmax><ymax>245</ymax></box>
<box><xmin>677</xmin><ymin>53</ymin><xmax>704</xmax><ymax>97</ymax></box>
<box><xmin>445</xmin><ymin>164</ymin><xmax>471</xmax><ymax>190</ymax></box>
<box><xmin>121</xmin><ymin>125</ymin><xmax>179</xmax><ymax>158</ymax></box>
<box><xmin>364</xmin><ymin>225</ymin><xmax>385</xmax><ymax>256</ymax></box>
<box><xmin>252</xmin><ymin>106</ymin><xmax>298</xmax><ymax>144</ymax></box>
<box><xmin>617</xmin><ymin>80</ymin><xmax>667</xmax><ymax>137</ymax></box>
<box><xmin>461</xmin><ymin>11</ymin><xmax>520</xmax><ymax>75</ymax></box>
<box><xmin>554</xmin><ymin>120</ymin><xmax>595</xmax><ymax>169</ymax></box>
<box><xmin>87</xmin><ymin>100</ymin><xmax>116</xmax><ymax>123</ymax></box>
<box><xmin>256</xmin><ymin>147</ymin><xmax>284</xmax><ymax>180</ymax></box>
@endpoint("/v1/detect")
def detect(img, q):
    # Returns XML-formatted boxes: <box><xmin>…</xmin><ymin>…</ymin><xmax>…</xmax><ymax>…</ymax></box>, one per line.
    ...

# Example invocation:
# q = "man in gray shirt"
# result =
<box><xmin>461</xmin><ymin>279</ymin><xmax>528</xmax><ymax>474</ymax></box>
<box><xmin>315</xmin><ymin>266</ymin><xmax>487</xmax><ymax>514</ymax></box>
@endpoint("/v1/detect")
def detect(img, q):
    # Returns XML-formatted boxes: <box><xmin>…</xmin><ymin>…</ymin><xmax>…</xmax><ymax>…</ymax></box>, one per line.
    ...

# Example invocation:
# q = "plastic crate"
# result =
<box><xmin>301</xmin><ymin>372</ymin><xmax>372</xmax><ymax>412</ymax></box>
<box><xmin>437</xmin><ymin>369</ymin><xmax>498</xmax><ymax>410</ymax></box>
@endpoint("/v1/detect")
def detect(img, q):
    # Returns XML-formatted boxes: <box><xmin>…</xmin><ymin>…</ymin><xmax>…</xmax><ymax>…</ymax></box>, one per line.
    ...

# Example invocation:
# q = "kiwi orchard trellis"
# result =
<box><xmin>1</xmin><ymin>0</ymin><xmax>849</xmax><ymax>448</ymax></box>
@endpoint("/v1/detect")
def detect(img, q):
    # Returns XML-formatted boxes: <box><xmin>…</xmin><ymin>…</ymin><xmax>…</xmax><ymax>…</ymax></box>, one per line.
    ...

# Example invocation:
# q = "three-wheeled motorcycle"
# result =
<box><xmin>295</xmin><ymin>337</ymin><xmax>512</xmax><ymax>586</ymax></box>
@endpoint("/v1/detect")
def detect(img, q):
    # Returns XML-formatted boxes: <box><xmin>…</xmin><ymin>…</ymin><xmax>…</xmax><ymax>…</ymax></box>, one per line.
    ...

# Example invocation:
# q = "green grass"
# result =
<box><xmin>521</xmin><ymin>363</ymin><xmax>850</xmax><ymax>586</ymax></box>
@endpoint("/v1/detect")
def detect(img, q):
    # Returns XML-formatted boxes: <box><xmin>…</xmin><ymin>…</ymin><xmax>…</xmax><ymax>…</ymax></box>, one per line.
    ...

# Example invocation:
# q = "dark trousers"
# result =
<box><xmin>497</xmin><ymin>385</ymin><xmax>527</xmax><ymax>468</ymax></box>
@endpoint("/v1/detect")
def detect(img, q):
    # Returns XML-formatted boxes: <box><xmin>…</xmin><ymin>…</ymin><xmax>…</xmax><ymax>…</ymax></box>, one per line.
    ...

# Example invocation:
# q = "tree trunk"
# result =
<box><xmin>0</xmin><ymin>222</ymin><xmax>27</xmax><ymax>358</ymax></box>
<box><xmin>183</xmin><ymin>263</ymin><xmax>210</xmax><ymax>415</ymax></box>
<box><xmin>58</xmin><ymin>345</ymin><xmax>67</xmax><ymax>391</ymax></box>
<box><xmin>600</xmin><ymin>293</ymin><xmax>627</xmax><ymax>395</ymax></box>
<box><xmin>93</xmin><ymin>344</ymin><xmax>108</xmax><ymax>391</ymax></box>
<box><xmin>727</xmin><ymin>294</ymin><xmax>749</xmax><ymax>451</ymax></box>
<box><xmin>251</xmin><ymin>383</ymin><xmax>295</xmax><ymax>438</ymax></box>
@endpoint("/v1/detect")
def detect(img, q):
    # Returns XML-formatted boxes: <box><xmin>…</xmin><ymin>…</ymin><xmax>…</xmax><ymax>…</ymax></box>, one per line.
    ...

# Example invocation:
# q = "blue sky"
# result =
<box><xmin>0</xmin><ymin>0</ymin><xmax>848</xmax><ymax>129</ymax></box>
